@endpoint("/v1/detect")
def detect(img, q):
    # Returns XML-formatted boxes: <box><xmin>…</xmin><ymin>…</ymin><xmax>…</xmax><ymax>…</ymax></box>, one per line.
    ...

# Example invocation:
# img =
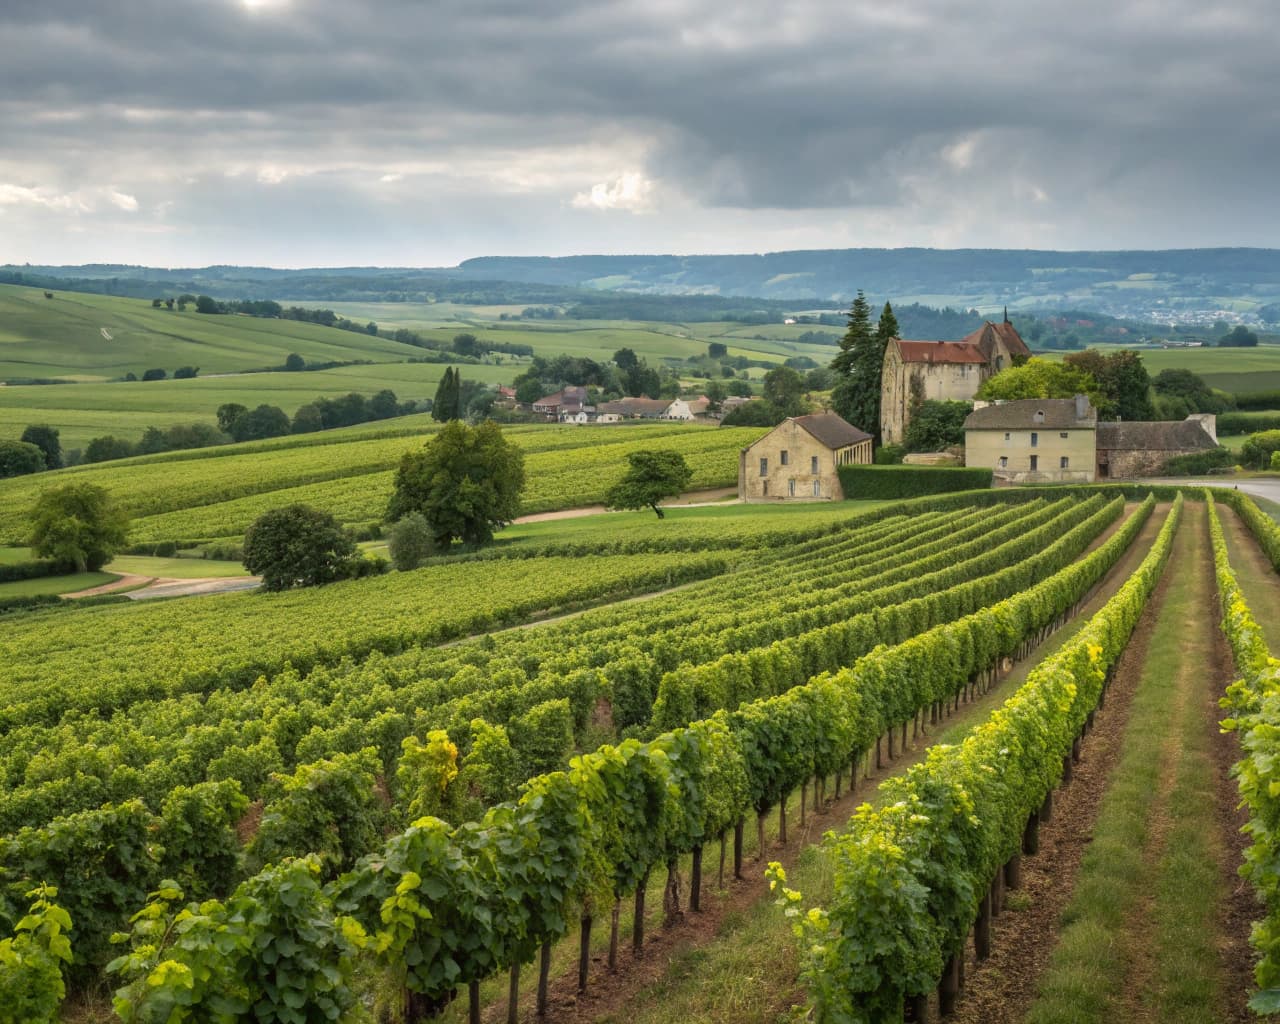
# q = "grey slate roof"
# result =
<box><xmin>964</xmin><ymin>398</ymin><xmax>1097</xmax><ymax>431</ymax></box>
<box><xmin>1096</xmin><ymin>420</ymin><xmax>1218</xmax><ymax>452</ymax></box>
<box><xmin>793</xmin><ymin>413</ymin><xmax>873</xmax><ymax>449</ymax></box>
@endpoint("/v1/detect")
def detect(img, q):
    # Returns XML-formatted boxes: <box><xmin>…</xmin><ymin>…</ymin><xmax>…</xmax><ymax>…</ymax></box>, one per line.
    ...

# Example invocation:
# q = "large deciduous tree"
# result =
<box><xmin>0</xmin><ymin>439</ymin><xmax>46</xmax><ymax>478</ymax></box>
<box><xmin>29</xmin><ymin>483</ymin><xmax>129</xmax><ymax>572</ymax></box>
<box><xmin>605</xmin><ymin>449</ymin><xmax>693</xmax><ymax>519</ymax></box>
<box><xmin>20</xmin><ymin>425</ymin><xmax>62</xmax><ymax>469</ymax></box>
<box><xmin>976</xmin><ymin>357</ymin><xmax>1099</xmax><ymax>404</ymax></box>
<box><xmin>1064</xmin><ymin>349</ymin><xmax>1154</xmax><ymax>420</ymax></box>
<box><xmin>386</xmin><ymin>420</ymin><xmax>525</xmax><ymax>549</ymax></box>
<box><xmin>242</xmin><ymin>504</ymin><xmax>359</xmax><ymax>590</ymax></box>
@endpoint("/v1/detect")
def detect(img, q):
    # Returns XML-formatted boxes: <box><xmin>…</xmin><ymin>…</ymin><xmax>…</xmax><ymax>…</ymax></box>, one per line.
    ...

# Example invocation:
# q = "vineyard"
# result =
<box><xmin>0</xmin><ymin>423</ymin><xmax>766</xmax><ymax>545</ymax></box>
<box><xmin>2</xmin><ymin>485</ymin><xmax>1279</xmax><ymax>1023</ymax></box>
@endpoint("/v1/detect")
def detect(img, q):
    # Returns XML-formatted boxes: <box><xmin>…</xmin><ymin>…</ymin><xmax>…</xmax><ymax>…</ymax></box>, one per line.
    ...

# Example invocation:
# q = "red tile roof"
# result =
<box><xmin>896</xmin><ymin>340</ymin><xmax>990</xmax><ymax>364</ymax></box>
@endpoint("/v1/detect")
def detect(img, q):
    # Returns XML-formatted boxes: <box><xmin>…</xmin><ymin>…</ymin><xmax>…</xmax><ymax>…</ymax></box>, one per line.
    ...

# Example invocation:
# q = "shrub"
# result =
<box><xmin>874</xmin><ymin>444</ymin><xmax>907</xmax><ymax>465</ymax></box>
<box><xmin>836</xmin><ymin>465</ymin><xmax>993</xmax><ymax>500</ymax></box>
<box><xmin>1218</xmin><ymin>413</ymin><xmax>1280</xmax><ymax>436</ymax></box>
<box><xmin>1241</xmin><ymin>430</ymin><xmax>1280</xmax><ymax>470</ymax></box>
<box><xmin>1163</xmin><ymin>447</ymin><xmax>1237</xmax><ymax>475</ymax></box>
<box><xmin>387</xmin><ymin>512</ymin><xmax>434</xmax><ymax>571</ymax></box>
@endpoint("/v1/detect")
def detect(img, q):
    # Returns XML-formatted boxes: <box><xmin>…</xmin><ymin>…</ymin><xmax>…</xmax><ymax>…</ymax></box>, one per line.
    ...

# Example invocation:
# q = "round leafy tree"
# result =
<box><xmin>387</xmin><ymin>420</ymin><xmax>525</xmax><ymax>549</ymax></box>
<box><xmin>29</xmin><ymin>483</ymin><xmax>129</xmax><ymax>571</ymax></box>
<box><xmin>386</xmin><ymin>511</ymin><xmax>434</xmax><ymax>571</ymax></box>
<box><xmin>242</xmin><ymin>504</ymin><xmax>358</xmax><ymax>590</ymax></box>
<box><xmin>20</xmin><ymin>424</ymin><xmax>62</xmax><ymax>469</ymax></box>
<box><xmin>0</xmin><ymin>439</ymin><xmax>46</xmax><ymax>479</ymax></box>
<box><xmin>605</xmin><ymin>449</ymin><xmax>692</xmax><ymax>519</ymax></box>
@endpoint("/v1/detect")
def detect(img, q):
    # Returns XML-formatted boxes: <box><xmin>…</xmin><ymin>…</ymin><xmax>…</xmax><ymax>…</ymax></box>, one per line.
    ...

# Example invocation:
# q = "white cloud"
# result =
<box><xmin>571</xmin><ymin>173</ymin><xmax>654</xmax><ymax>212</ymax></box>
<box><xmin>0</xmin><ymin>183</ymin><xmax>82</xmax><ymax>210</ymax></box>
<box><xmin>108</xmin><ymin>189</ymin><xmax>139</xmax><ymax>211</ymax></box>
<box><xmin>257</xmin><ymin>165</ymin><xmax>290</xmax><ymax>184</ymax></box>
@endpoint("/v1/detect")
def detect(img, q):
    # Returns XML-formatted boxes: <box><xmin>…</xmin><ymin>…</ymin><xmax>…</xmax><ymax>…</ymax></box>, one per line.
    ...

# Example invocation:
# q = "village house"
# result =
<box><xmin>965</xmin><ymin>397</ymin><xmax>1220</xmax><ymax>482</ymax></box>
<box><xmin>964</xmin><ymin>396</ymin><xmax>1098</xmax><ymax>483</ymax></box>
<box><xmin>880</xmin><ymin>317</ymin><xmax>1031</xmax><ymax>444</ymax></box>
<box><xmin>738</xmin><ymin>413</ymin><xmax>873</xmax><ymax>501</ymax></box>
<box><xmin>665</xmin><ymin>396</ymin><xmax>711</xmax><ymax>420</ymax></box>
<box><xmin>597</xmin><ymin>397</ymin><xmax>670</xmax><ymax>420</ymax></box>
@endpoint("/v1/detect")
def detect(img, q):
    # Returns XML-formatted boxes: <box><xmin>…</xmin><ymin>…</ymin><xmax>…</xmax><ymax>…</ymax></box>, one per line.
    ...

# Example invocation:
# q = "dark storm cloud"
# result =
<box><xmin>1</xmin><ymin>0</ymin><xmax>1277</xmax><ymax>263</ymax></box>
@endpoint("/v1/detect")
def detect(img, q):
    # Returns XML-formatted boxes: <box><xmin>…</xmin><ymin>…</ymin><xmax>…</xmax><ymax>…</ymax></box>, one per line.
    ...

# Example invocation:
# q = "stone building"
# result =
<box><xmin>1096</xmin><ymin>415</ymin><xmax>1218</xmax><ymax>479</ymax></box>
<box><xmin>964</xmin><ymin>396</ymin><xmax>1098</xmax><ymax>483</ymax></box>
<box><xmin>738</xmin><ymin>413</ymin><xmax>873</xmax><ymax>501</ymax></box>
<box><xmin>880</xmin><ymin>318</ymin><xmax>1031</xmax><ymax>444</ymax></box>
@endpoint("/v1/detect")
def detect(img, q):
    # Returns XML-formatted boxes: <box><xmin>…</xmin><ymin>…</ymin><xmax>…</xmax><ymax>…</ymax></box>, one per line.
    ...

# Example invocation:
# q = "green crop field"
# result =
<box><xmin>0</xmin><ymin>422</ymin><xmax>765</xmax><ymax>544</ymax></box>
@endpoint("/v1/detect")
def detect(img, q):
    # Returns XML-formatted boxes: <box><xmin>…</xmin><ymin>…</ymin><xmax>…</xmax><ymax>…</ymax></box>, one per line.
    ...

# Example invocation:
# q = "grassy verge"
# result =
<box><xmin>105</xmin><ymin>554</ymin><xmax>249</xmax><ymax>578</ymax></box>
<box><xmin>1026</xmin><ymin>505</ymin><xmax>1228</xmax><ymax>1024</ymax></box>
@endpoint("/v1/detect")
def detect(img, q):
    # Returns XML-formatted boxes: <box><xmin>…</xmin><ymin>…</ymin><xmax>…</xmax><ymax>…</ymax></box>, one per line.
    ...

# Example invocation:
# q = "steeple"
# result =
<box><xmin>1003</xmin><ymin>306</ymin><xmax>1009</xmax><ymax>324</ymax></box>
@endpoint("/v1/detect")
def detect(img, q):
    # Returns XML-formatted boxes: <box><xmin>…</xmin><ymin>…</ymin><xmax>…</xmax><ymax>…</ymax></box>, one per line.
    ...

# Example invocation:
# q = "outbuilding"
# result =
<box><xmin>738</xmin><ymin>413</ymin><xmax>873</xmax><ymax>501</ymax></box>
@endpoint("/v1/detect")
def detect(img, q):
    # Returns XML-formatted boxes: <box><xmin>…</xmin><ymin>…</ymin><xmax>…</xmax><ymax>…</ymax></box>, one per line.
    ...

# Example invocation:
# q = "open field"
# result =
<box><xmin>1039</xmin><ymin>343</ymin><xmax>1280</xmax><ymax>392</ymax></box>
<box><xmin>0</xmin><ymin>283</ymin><xmax>414</xmax><ymax>381</ymax></box>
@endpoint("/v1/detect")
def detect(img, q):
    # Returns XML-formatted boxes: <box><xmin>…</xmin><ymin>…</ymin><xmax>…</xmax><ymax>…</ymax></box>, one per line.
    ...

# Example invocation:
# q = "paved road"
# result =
<box><xmin>1147</xmin><ymin>476</ymin><xmax>1280</xmax><ymax>507</ymax></box>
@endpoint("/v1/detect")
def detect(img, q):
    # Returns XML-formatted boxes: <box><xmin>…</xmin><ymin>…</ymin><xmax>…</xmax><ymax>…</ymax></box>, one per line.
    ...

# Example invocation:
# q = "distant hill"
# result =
<box><xmin>8</xmin><ymin>247</ymin><xmax>1280</xmax><ymax>322</ymax></box>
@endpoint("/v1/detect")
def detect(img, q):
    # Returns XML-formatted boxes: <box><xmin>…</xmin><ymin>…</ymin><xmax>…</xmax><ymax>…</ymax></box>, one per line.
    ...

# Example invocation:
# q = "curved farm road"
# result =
<box><xmin>61</xmin><ymin>573</ymin><xmax>260</xmax><ymax>601</ymax></box>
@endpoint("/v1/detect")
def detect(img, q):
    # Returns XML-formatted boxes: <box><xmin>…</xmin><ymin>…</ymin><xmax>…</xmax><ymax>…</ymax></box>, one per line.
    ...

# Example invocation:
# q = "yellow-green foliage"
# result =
<box><xmin>1209</xmin><ymin>493</ymin><xmax>1280</xmax><ymax>1013</ymax></box>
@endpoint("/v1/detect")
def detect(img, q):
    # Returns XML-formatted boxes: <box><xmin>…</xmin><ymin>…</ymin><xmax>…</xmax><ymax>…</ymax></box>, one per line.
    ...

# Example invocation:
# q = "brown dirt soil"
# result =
<box><xmin>481</xmin><ymin>502</ymin><xmax>1169</xmax><ymax>1024</ymax></box>
<box><xmin>951</xmin><ymin>502</ymin><xmax>1254</xmax><ymax>1024</ymax></box>
<box><xmin>59</xmin><ymin>572</ymin><xmax>154</xmax><ymax>597</ymax></box>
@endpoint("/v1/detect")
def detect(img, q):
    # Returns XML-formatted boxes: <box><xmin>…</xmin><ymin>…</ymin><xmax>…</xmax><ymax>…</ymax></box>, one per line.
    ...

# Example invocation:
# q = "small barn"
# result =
<box><xmin>1096</xmin><ymin>415</ymin><xmax>1218</xmax><ymax>479</ymax></box>
<box><xmin>738</xmin><ymin>413</ymin><xmax>873</xmax><ymax>501</ymax></box>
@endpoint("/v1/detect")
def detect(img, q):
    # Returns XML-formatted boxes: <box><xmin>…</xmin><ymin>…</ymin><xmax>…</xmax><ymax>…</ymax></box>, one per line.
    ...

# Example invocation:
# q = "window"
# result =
<box><xmin>788</xmin><ymin>479</ymin><xmax>796</xmax><ymax>497</ymax></box>
<box><xmin>813</xmin><ymin>480</ymin><xmax>821</xmax><ymax>497</ymax></box>
<box><xmin>759</xmin><ymin>457</ymin><xmax>768</xmax><ymax>476</ymax></box>
<box><xmin>1060</xmin><ymin>456</ymin><xmax>1070</xmax><ymax>469</ymax></box>
<box><xmin>1004</xmin><ymin>432</ymin><xmax>1011</xmax><ymax>442</ymax></box>
<box><xmin>762</xmin><ymin>480</ymin><xmax>768</xmax><ymax>495</ymax></box>
<box><xmin>780</xmin><ymin>450</ymin><xmax>789</xmax><ymax>466</ymax></box>
<box><xmin>1034</xmin><ymin>410</ymin><xmax>1045</xmax><ymax>424</ymax></box>
<box><xmin>1030</xmin><ymin>455</ymin><xmax>1039</xmax><ymax>471</ymax></box>
<box><xmin>999</xmin><ymin>456</ymin><xmax>1008</xmax><ymax>469</ymax></box>
<box><xmin>1060</xmin><ymin>432</ymin><xmax>1069</xmax><ymax>439</ymax></box>
<box><xmin>810</xmin><ymin>455</ymin><xmax>819</xmax><ymax>474</ymax></box>
<box><xmin>996</xmin><ymin>355</ymin><xmax>1004</xmax><ymax>370</ymax></box>
<box><xmin>1030</xmin><ymin>432</ymin><xmax>1038</xmax><ymax>447</ymax></box>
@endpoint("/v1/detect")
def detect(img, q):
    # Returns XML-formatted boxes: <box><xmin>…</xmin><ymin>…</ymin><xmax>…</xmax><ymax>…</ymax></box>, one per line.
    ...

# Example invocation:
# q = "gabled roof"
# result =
<box><xmin>895</xmin><ymin>340</ymin><xmax>990</xmax><ymax>364</ymax></box>
<box><xmin>960</xmin><ymin>321</ymin><xmax>1032</xmax><ymax>359</ymax></box>
<box><xmin>1096</xmin><ymin>419</ymin><xmax>1218</xmax><ymax>452</ymax></box>
<box><xmin>964</xmin><ymin>397</ymin><xmax>1097</xmax><ymax>430</ymax></box>
<box><xmin>792</xmin><ymin>413</ymin><xmax>873</xmax><ymax>450</ymax></box>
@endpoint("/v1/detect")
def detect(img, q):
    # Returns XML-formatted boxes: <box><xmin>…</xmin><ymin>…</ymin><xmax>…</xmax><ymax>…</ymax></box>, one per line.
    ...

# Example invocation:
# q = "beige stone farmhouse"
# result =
<box><xmin>738</xmin><ymin>413</ymin><xmax>873</xmax><ymax>501</ymax></box>
<box><xmin>964</xmin><ymin>396</ymin><xmax>1098</xmax><ymax>483</ymax></box>
<box><xmin>881</xmin><ymin>318</ymin><xmax>1031</xmax><ymax>444</ymax></box>
<box><xmin>965</xmin><ymin>396</ymin><xmax>1220</xmax><ymax>483</ymax></box>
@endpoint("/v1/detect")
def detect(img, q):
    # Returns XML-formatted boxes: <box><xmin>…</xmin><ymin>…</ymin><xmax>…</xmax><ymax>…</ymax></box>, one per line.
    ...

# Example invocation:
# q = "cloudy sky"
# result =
<box><xmin>1</xmin><ymin>0</ymin><xmax>1276</xmax><ymax>267</ymax></box>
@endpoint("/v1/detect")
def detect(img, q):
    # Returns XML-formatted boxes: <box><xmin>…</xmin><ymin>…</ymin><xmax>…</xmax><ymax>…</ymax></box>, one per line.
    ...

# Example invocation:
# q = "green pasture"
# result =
<box><xmin>0</xmin><ymin>284</ymin><xmax>413</xmax><ymax>381</ymax></box>
<box><xmin>106</xmin><ymin>555</ymin><xmax>249</xmax><ymax>578</ymax></box>
<box><xmin>0</xmin><ymin>571</ymin><xmax>116</xmax><ymax>598</ymax></box>
<box><xmin>1039</xmin><ymin>344</ymin><xmax>1280</xmax><ymax>392</ymax></box>
<box><xmin>0</xmin><ymin>363</ymin><xmax>507</xmax><ymax>448</ymax></box>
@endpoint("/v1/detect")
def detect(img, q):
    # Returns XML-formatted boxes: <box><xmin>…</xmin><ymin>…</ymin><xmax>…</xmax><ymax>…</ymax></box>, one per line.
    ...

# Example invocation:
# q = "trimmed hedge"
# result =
<box><xmin>837</xmin><ymin>464</ymin><xmax>992</xmax><ymax>500</ymax></box>
<box><xmin>1235</xmin><ymin>391</ymin><xmax>1280</xmax><ymax>411</ymax></box>
<box><xmin>0</xmin><ymin>559</ymin><xmax>57</xmax><ymax>584</ymax></box>
<box><xmin>1219</xmin><ymin>412</ymin><xmax>1280</xmax><ymax>436</ymax></box>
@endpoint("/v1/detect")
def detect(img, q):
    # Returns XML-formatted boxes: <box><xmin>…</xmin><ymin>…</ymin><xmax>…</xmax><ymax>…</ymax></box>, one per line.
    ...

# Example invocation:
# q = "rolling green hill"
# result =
<box><xmin>0</xmin><ymin>284</ymin><xmax>414</xmax><ymax>381</ymax></box>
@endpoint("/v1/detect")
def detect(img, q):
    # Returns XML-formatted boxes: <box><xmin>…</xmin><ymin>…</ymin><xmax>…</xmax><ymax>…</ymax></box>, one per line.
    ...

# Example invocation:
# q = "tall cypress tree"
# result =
<box><xmin>433</xmin><ymin>367</ymin><xmax>461</xmax><ymax>422</ymax></box>
<box><xmin>829</xmin><ymin>291</ymin><xmax>883</xmax><ymax>435</ymax></box>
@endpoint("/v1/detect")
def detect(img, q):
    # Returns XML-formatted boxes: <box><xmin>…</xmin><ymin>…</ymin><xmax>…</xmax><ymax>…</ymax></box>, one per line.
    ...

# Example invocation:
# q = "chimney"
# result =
<box><xmin>1075</xmin><ymin>393</ymin><xmax>1088</xmax><ymax>420</ymax></box>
